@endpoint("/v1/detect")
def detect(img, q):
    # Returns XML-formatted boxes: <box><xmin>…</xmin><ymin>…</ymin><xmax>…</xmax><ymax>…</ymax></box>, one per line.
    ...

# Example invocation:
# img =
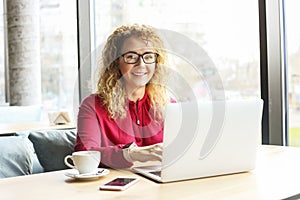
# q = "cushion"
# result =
<box><xmin>27</xmin><ymin>129</ymin><xmax>77</xmax><ymax>172</ymax></box>
<box><xmin>0</xmin><ymin>135</ymin><xmax>34</xmax><ymax>178</ymax></box>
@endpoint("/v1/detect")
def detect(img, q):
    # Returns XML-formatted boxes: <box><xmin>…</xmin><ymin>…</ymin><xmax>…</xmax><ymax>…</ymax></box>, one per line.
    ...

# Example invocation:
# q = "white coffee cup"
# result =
<box><xmin>64</xmin><ymin>151</ymin><xmax>101</xmax><ymax>174</ymax></box>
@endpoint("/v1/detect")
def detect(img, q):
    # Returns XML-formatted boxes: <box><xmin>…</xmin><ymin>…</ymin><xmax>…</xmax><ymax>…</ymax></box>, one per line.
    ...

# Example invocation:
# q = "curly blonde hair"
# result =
<box><xmin>96</xmin><ymin>24</ymin><xmax>169</xmax><ymax>120</ymax></box>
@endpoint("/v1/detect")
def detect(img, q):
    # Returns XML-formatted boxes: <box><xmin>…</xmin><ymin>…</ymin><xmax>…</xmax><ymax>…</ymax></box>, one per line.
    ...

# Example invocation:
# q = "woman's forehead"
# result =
<box><xmin>121</xmin><ymin>35</ymin><xmax>153</xmax><ymax>53</ymax></box>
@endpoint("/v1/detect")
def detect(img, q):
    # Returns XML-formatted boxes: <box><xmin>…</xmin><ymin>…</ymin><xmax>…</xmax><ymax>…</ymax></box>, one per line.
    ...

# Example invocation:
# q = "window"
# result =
<box><xmin>0</xmin><ymin>0</ymin><xmax>78</xmax><ymax>120</ymax></box>
<box><xmin>0</xmin><ymin>2</ymin><xmax>5</xmax><ymax>104</ymax></box>
<box><xmin>92</xmin><ymin>0</ymin><xmax>260</xmax><ymax>101</ymax></box>
<box><xmin>261</xmin><ymin>0</ymin><xmax>300</xmax><ymax>145</ymax></box>
<box><xmin>39</xmin><ymin>0</ymin><xmax>78</xmax><ymax>120</ymax></box>
<box><xmin>285</xmin><ymin>0</ymin><xmax>300</xmax><ymax>146</ymax></box>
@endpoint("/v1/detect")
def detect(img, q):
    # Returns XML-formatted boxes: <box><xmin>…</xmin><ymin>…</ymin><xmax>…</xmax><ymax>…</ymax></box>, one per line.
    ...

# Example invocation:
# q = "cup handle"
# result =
<box><xmin>64</xmin><ymin>155</ymin><xmax>75</xmax><ymax>169</ymax></box>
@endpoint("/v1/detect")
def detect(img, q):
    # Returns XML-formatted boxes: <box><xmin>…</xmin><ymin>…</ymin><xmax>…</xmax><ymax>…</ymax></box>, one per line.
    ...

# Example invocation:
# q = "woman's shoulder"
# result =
<box><xmin>81</xmin><ymin>93</ymin><xmax>96</xmax><ymax>102</ymax></box>
<box><xmin>81</xmin><ymin>93</ymin><xmax>104</xmax><ymax>107</ymax></box>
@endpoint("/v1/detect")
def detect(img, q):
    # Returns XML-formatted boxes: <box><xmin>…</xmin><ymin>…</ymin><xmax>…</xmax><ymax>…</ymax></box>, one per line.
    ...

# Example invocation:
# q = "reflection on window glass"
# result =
<box><xmin>93</xmin><ymin>0</ymin><xmax>260</xmax><ymax>100</ymax></box>
<box><xmin>286</xmin><ymin>0</ymin><xmax>300</xmax><ymax>146</ymax></box>
<box><xmin>0</xmin><ymin>2</ymin><xmax>5</xmax><ymax>104</ymax></box>
<box><xmin>40</xmin><ymin>0</ymin><xmax>77</xmax><ymax>119</ymax></box>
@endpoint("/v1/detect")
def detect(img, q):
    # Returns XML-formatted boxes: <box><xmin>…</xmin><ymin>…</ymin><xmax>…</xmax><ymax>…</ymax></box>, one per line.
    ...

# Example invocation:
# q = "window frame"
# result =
<box><xmin>77</xmin><ymin>0</ymin><xmax>94</xmax><ymax>101</ymax></box>
<box><xmin>259</xmin><ymin>0</ymin><xmax>288</xmax><ymax>145</ymax></box>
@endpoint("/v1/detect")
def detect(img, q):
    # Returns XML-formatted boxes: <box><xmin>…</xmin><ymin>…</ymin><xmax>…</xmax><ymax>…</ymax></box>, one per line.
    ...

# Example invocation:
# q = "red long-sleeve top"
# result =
<box><xmin>74</xmin><ymin>90</ymin><xmax>164</xmax><ymax>169</ymax></box>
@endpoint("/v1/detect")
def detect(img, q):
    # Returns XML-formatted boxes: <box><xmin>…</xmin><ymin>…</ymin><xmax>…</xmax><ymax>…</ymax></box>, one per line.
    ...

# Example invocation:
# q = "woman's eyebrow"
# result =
<box><xmin>122</xmin><ymin>51</ymin><xmax>155</xmax><ymax>55</ymax></box>
<box><xmin>122</xmin><ymin>51</ymin><xmax>138</xmax><ymax>54</ymax></box>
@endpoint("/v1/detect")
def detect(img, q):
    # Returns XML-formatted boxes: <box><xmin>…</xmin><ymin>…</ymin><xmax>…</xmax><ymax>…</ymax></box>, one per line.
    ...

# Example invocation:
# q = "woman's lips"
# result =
<box><xmin>132</xmin><ymin>71</ymin><xmax>147</xmax><ymax>76</ymax></box>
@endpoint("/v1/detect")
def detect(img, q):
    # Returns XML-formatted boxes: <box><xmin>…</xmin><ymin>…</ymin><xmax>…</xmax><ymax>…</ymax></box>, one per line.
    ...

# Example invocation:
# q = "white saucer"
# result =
<box><xmin>64</xmin><ymin>168</ymin><xmax>110</xmax><ymax>180</ymax></box>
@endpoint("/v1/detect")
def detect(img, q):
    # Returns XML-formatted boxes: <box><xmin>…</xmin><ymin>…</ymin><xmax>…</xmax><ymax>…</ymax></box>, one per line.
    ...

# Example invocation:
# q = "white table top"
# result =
<box><xmin>1</xmin><ymin>145</ymin><xmax>300</xmax><ymax>200</ymax></box>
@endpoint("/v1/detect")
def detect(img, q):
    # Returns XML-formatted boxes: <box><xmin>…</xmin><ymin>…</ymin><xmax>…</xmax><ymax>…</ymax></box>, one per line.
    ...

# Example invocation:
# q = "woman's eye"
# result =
<box><xmin>126</xmin><ymin>54</ymin><xmax>137</xmax><ymax>60</ymax></box>
<box><xmin>144</xmin><ymin>55</ymin><xmax>153</xmax><ymax>60</ymax></box>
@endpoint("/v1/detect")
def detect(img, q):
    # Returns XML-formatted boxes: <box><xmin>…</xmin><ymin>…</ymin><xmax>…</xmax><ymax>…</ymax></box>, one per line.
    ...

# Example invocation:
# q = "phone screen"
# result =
<box><xmin>104</xmin><ymin>178</ymin><xmax>136</xmax><ymax>186</ymax></box>
<box><xmin>100</xmin><ymin>177</ymin><xmax>139</xmax><ymax>191</ymax></box>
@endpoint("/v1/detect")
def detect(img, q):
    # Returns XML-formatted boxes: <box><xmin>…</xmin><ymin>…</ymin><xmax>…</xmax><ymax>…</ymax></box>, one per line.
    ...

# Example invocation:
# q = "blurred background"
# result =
<box><xmin>0</xmin><ymin>0</ymin><xmax>299</xmax><ymax>146</ymax></box>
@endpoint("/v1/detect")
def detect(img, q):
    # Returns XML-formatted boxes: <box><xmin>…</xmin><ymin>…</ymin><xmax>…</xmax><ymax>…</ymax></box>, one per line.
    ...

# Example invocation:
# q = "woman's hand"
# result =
<box><xmin>123</xmin><ymin>143</ymin><xmax>163</xmax><ymax>162</ymax></box>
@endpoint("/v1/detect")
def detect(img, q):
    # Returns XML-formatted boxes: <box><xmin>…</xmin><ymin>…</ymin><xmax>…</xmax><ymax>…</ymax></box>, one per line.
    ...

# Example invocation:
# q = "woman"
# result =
<box><xmin>74</xmin><ymin>24</ymin><xmax>172</xmax><ymax>169</ymax></box>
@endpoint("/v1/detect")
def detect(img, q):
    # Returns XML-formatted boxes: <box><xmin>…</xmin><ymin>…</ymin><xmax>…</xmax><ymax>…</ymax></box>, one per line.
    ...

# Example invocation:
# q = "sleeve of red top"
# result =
<box><xmin>74</xmin><ymin>95</ymin><xmax>133</xmax><ymax>169</ymax></box>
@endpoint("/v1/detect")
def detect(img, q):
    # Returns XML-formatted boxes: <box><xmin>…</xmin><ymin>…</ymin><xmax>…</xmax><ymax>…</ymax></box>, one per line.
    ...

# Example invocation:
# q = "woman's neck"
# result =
<box><xmin>126</xmin><ymin>86</ymin><xmax>146</xmax><ymax>102</ymax></box>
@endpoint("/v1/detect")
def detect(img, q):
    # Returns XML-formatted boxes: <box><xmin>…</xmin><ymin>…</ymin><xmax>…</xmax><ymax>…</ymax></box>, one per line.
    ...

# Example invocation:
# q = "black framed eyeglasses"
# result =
<box><xmin>121</xmin><ymin>51</ymin><xmax>159</xmax><ymax>64</ymax></box>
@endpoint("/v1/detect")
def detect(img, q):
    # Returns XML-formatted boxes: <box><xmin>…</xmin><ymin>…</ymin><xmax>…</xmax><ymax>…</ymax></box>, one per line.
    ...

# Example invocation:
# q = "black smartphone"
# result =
<box><xmin>99</xmin><ymin>177</ymin><xmax>139</xmax><ymax>191</ymax></box>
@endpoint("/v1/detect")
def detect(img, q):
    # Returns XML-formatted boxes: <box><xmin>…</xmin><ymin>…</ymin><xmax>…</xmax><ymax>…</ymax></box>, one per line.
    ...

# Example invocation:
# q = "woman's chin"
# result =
<box><xmin>131</xmin><ymin>78</ymin><xmax>151</xmax><ymax>87</ymax></box>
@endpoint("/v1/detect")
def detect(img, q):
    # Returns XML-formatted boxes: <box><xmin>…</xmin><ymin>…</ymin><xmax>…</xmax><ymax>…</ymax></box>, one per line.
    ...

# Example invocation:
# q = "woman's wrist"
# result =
<box><xmin>122</xmin><ymin>142</ymin><xmax>137</xmax><ymax>162</ymax></box>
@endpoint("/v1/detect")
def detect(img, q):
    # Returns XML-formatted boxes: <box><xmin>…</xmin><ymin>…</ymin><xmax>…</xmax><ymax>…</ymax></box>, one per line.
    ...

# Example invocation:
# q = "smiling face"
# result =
<box><xmin>119</xmin><ymin>35</ymin><xmax>156</xmax><ymax>93</ymax></box>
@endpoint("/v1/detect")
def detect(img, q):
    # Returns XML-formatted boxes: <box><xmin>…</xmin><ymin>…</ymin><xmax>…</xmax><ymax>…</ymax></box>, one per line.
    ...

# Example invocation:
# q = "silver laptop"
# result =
<box><xmin>133</xmin><ymin>99</ymin><xmax>264</xmax><ymax>183</ymax></box>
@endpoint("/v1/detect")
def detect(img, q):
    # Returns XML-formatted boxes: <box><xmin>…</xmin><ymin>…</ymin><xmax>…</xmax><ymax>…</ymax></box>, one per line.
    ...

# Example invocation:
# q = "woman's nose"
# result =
<box><xmin>136</xmin><ymin>56</ymin><xmax>146</xmax><ymax>66</ymax></box>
